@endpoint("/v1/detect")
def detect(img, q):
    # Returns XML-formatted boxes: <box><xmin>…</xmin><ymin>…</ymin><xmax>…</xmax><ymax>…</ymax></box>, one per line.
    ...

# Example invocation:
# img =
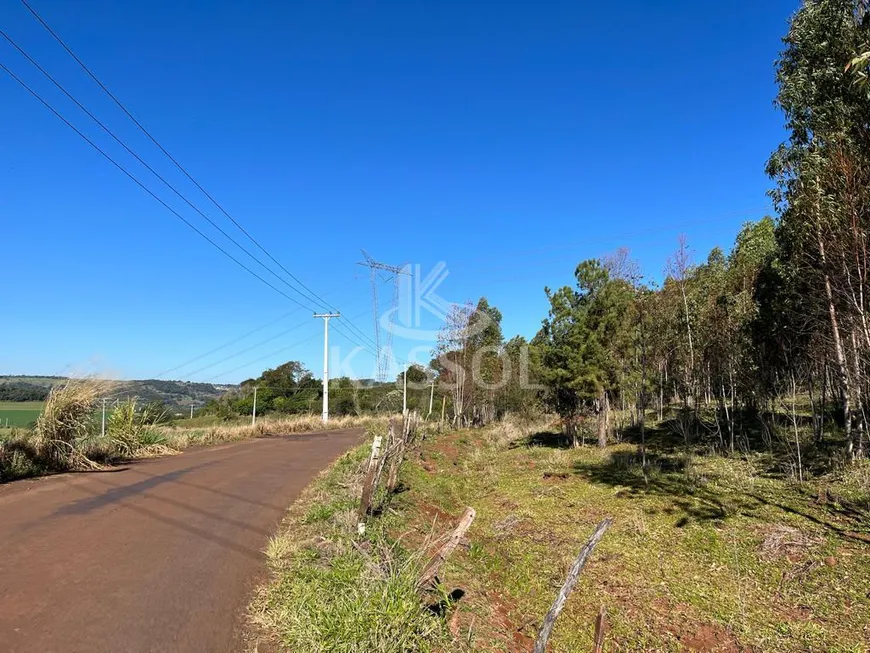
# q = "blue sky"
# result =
<box><xmin>0</xmin><ymin>0</ymin><xmax>797</xmax><ymax>383</ymax></box>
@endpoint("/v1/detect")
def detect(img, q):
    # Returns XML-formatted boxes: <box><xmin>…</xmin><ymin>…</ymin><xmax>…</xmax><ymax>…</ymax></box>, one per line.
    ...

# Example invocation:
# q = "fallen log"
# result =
<box><xmin>532</xmin><ymin>517</ymin><xmax>613</xmax><ymax>653</ymax></box>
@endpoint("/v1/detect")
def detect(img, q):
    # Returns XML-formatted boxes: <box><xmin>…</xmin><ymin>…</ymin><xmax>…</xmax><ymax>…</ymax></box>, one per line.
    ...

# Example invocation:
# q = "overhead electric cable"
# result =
<box><xmin>0</xmin><ymin>61</ymin><xmax>323</xmax><ymax>311</ymax></box>
<box><xmin>20</xmin><ymin>0</ymin><xmax>353</xmax><ymax>316</ymax></box>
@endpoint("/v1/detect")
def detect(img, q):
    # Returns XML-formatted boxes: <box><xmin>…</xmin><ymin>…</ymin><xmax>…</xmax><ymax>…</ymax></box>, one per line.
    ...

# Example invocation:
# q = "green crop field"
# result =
<box><xmin>0</xmin><ymin>401</ymin><xmax>44</xmax><ymax>428</ymax></box>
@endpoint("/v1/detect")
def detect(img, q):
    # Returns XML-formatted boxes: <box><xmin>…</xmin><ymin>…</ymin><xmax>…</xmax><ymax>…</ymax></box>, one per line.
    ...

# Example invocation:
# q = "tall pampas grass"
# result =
<box><xmin>33</xmin><ymin>378</ymin><xmax>107</xmax><ymax>470</ymax></box>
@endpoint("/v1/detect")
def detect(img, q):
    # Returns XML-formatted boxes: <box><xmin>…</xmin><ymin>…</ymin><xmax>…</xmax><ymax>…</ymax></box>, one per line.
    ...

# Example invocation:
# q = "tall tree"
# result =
<box><xmin>534</xmin><ymin>259</ymin><xmax>636</xmax><ymax>447</ymax></box>
<box><xmin>768</xmin><ymin>0</ymin><xmax>870</xmax><ymax>458</ymax></box>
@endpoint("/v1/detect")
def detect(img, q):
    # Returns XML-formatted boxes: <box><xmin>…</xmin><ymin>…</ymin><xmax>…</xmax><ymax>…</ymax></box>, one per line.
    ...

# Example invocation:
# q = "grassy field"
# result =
<box><xmin>396</xmin><ymin>422</ymin><xmax>870</xmax><ymax>652</ymax></box>
<box><xmin>252</xmin><ymin>417</ymin><xmax>870</xmax><ymax>652</ymax></box>
<box><xmin>0</xmin><ymin>401</ymin><xmax>43</xmax><ymax>428</ymax></box>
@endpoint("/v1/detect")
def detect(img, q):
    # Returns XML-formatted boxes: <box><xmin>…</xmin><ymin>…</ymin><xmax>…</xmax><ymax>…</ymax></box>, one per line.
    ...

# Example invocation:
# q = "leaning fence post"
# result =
<box><xmin>357</xmin><ymin>431</ymin><xmax>384</xmax><ymax>535</ymax></box>
<box><xmin>386</xmin><ymin>423</ymin><xmax>406</xmax><ymax>493</ymax></box>
<box><xmin>418</xmin><ymin>507</ymin><xmax>476</xmax><ymax>589</ymax></box>
<box><xmin>532</xmin><ymin>518</ymin><xmax>613</xmax><ymax>653</ymax></box>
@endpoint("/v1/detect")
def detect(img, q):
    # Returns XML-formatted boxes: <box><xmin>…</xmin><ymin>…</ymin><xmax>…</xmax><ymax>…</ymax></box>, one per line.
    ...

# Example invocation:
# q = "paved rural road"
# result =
<box><xmin>0</xmin><ymin>428</ymin><xmax>363</xmax><ymax>653</ymax></box>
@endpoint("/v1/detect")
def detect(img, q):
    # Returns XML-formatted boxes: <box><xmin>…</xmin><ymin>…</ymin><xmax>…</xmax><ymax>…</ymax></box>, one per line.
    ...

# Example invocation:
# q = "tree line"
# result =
<box><xmin>0</xmin><ymin>382</ymin><xmax>50</xmax><ymax>402</ymax></box>
<box><xmin>434</xmin><ymin>0</ymin><xmax>870</xmax><ymax>471</ymax></box>
<box><xmin>205</xmin><ymin>0</ymin><xmax>870</xmax><ymax>472</ymax></box>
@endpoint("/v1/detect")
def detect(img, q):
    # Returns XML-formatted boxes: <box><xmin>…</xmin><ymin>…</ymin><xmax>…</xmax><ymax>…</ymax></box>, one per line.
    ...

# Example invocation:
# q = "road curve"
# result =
<box><xmin>0</xmin><ymin>428</ymin><xmax>363</xmax><ymax>653</ymax></box>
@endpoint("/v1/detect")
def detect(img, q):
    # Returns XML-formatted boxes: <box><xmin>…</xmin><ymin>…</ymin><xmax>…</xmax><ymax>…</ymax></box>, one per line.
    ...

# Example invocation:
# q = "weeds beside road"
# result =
<box><xmin>252</xmin><ymin>417</ymin><xmax>870</xmax><ymax>652</ymax></box>
<box><xmin>0</xmin><ymin>379</ymin><xmax>387</xmax><ymax>483</ymax></box>
<box><xmin>249</xmin><ymin>431</ymin><xmax>450</xmax><ymax>653</ymax></box>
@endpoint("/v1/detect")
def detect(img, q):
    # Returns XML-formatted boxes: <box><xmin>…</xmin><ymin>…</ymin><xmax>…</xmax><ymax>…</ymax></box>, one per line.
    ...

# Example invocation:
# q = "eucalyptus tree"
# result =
<box><xmin>768</xmin><ymin>0</ymin><xmax>870</xmax><ymax>458</ymax></box>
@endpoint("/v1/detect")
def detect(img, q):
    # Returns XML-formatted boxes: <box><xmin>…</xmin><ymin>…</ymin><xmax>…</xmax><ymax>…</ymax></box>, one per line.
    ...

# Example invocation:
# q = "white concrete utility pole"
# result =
<box><xmin>190</xmin><ymin>404</ymin><xmax>194</xmax><ymax>419</ymax></box>
<box><xmin>314</xmin><ymin>313</ymin><xmax>341</xmax><ymax>423</ymax></box>
<box><xmin>101</xmin><ymin>398</ymin><xmax>107</xmax><ymax>438</ymax></box>
<box><xmin>251</xmin><ymin>386</ymin><xmax>258</xmax><ymax>427</ymax></box>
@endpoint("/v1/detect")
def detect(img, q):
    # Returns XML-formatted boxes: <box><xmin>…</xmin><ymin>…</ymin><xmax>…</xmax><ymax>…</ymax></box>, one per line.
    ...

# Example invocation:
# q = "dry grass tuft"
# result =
<box><xmin>33</xmin><ymin>378</ymin><xmax>108</xmax><ymax>470</ymax></box>
<box><xmin>161</xmin><ymin>414</ymin><xmax>391</xmax><ymax>450</ymax></box>
<box><xmin>758</xmin><ymin>524</ymin><xmax>823</xmax><ymax>559</ymax></box>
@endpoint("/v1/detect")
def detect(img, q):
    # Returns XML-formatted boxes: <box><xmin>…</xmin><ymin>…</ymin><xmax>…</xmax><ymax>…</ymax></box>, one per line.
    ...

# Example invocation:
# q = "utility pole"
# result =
<box><xmin>252</xmin><ymin>386</ymin><xmax>258</xmax><ymax>427</ymax></box>
<box><xmin>101</xmin><ymin>398</ymin><xmax>107</xmax><ymax>437</ymax></box>
<box><xmin>315</xmin><ymin>313</ymin><xmax>341</xmax><ymax>423</ymax></box>
<box><xmin>428</xmin><ymin>380</ymin><xmax>435</xmax><ymax>419</ymax></box>
<box><xmin>403</xmin><ymin>366</ymin><xmax>408</xmax><ymax>416</ymax></box>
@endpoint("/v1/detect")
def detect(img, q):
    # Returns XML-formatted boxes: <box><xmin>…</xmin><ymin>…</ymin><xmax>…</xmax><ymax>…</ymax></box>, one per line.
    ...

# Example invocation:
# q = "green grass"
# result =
<box><xmin>0</xmin><ymin>401</ymin><xmax>43</xmax><ymax>428</ymax></box>
<box><xmin>247</xmin><ymin>415</ymin><xmax>870</xmax><ymax>651</ymax></box>
<box><xmin>250</xmin><ymin>433</ymin><xmax>451</xmax><ymax>652</ymax></box>
<box><xmin>391</xmin><ymin>421</ymin><xmax>870</xmax><ymax>652</ymax></box>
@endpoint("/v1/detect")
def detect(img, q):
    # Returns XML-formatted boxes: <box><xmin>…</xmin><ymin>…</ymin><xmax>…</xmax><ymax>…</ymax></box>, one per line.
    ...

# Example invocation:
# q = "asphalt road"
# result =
<box><xmin>0</xmin><ymin>428</ymin><xmax>363</xmax><ymax>653</ymax></box>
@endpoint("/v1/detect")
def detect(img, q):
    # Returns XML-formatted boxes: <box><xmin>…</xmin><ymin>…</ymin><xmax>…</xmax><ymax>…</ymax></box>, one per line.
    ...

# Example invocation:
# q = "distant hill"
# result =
<box><xmin>0</xmin><ymin>376</ymin><xmax>234</xmax><ymax>409</ymax></box>
<box><xmin>0</xmin><ymin>381</ymin><xmax>51</xmax><ymax>401</ymax></box>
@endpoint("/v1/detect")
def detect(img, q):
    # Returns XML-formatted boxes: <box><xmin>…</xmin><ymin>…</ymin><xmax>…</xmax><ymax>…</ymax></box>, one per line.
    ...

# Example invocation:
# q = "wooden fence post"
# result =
<box><xmin>418</xmin><ymin>507</ymin><xmax>476</xmax><ymax>589</ymax></box>
<box><xmin>386</xmin><ymin>422</ymin><xmax>406</xmax><ymax>493</ymax></box>
<box><xmin>532</xmin><ymin>518</ymin><xmax>613</xmax><ymax>653</ymax></box>
<box><xmin>592</xmin><ymin>605</ymin><xmax>606</xmax><ymax>653</ymax></box>
<box><xmin>357</xmin><ymin>432</ymin><xmax>384</xmax><ymax>535</ymax></box>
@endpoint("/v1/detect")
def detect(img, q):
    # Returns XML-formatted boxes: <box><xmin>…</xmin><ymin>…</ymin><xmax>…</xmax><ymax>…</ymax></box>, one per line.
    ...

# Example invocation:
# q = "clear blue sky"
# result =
<box><xmin>1</xmin><ymin>0</ymin><xmax>796</xmax><ymax>383</ymax></box>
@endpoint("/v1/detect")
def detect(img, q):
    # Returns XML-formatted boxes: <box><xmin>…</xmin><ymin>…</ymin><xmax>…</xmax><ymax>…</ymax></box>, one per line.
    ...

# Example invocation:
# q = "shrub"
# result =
<box><xmin>107</xmin><ymin>398</ymin><xmax>172</xmax><ymax>458</ymax></box>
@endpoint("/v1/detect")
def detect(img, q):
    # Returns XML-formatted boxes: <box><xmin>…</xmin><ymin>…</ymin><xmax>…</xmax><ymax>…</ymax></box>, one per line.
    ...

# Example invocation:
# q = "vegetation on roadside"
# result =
<box><xmin>250</xmin><ymin>426</ymin><xmax>450</xmax><ymax>653</ymax></box>
<box><xmin>161</xmin><ymin>413</ymin><xmax>387</xmax><ymax>450</ymax></box>
<box><xmin>0</xmin><ymin>379</ymin><xmax>385</xmax><ymax>483</ymax></box>
<box><xmin>251</xmin><ymin>409</ymin><xmax>869</xmax><ymax>652</ymax></box>
<box><xmin>201</xmin><ymin>360</ymin><xmax>449</xmax><ymax>421</ymax></box>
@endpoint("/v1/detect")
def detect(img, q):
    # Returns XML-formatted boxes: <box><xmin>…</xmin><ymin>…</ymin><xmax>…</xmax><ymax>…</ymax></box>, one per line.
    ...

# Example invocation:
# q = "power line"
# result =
<box><xmin>13</xmin><ymin>3</ymin><xmax>427</xmax><ymax>363</ymax></box>
<box><xmin>0</xmin><ymin>61</ymin><xmax>324</xmax><ymax>311</ymax></box>
<box><xmin>15</xmin><ymin>1</ymin><xmax>383</xmax><ymax>353</ymax></box>
<box><xmin>19</xmin><ymin>0</ymin><xmax>344</xmax><ymax>317</ymax></box>
<box><xmin>0</xmin><ymin>27</ymin><xmax>334</xmax><ymax>315</ymax></box>
<box><xmin>203</xmin><ymin>309</ymin><xmax>375</xmax><ymax>382</ymax></box>
<box><xmin>181</xmin><ymin>318</ymin><xmax>313</xmax><ymax>379</ymax></box>
<box><xmin>153</xmin><ymin>308</ymin><xmax>306</xmax><ymax>379</ymax></box>
<box><xmin>12</xmin><ymin>0</ymin><xmax>384</xmax><ymax>354</ymax></box>
<box><xmin>205</xmin><ymin>332</ymin><xmax>324</xmax><ymax>382</ymax></box>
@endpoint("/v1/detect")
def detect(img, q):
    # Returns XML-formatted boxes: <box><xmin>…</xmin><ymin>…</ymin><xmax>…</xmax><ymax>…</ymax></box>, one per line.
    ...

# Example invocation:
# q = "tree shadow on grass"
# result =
<box><xmin>573</xmin><ymin>448</ymin><xmax>870</xmax><ymax>541</ymax></box>
<box><xmin>518</xmin><ymin>431</ymin><xmax>570</xmax><ymax>449</ymax></box>
<box><xmin>572</xmin><ymin>449</ymin><xmax>740</xmax><ymax>527</ymax></box>
<box><xmin>425</xmin><ymin>588</ymin><xmax>466</xmax><ymax>617</ymax></box>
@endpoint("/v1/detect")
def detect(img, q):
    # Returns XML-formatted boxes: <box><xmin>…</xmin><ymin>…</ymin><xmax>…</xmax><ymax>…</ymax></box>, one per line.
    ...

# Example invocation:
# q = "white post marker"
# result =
<box><xmin>314</xmin><ymin>313</ymin><xmax>340</xmax><ymax>423</ymax></box>
<box><xmin>190</xmin><ymin>404</ymin><xmax>194</xmax><ymax>419</ymax></box>
<box><xmin>252</xmin><ymin>386</ymin><xmax>258</xmax><ymax>426</ymax></box>
<box><xmin>101</xmin><ymin>398</ymin><xmax>107</xmax><ymax>438</ymax></box>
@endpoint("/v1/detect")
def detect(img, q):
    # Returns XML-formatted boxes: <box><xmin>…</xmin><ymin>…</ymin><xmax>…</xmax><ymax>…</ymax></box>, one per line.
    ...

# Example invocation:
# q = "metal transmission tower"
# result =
<box><xmin>357</xmin><ymin>250</ymin><xmax>408</xmax><ymax>381</ymax></box>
